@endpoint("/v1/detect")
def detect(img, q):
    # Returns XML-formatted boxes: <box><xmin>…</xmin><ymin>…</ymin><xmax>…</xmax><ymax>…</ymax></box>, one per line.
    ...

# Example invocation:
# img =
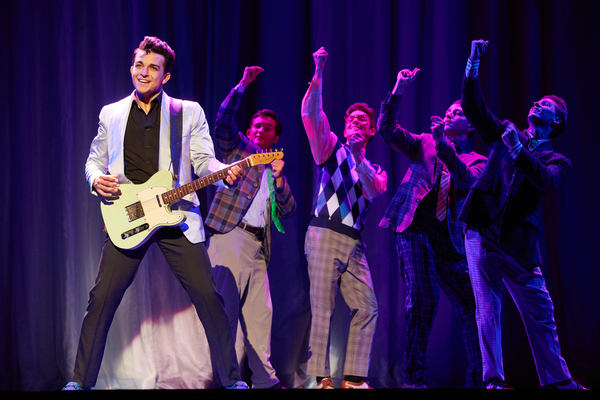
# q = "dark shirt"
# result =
<box><xmin>124</xmin><ymin>95</ymin><xmax>162</xmax><ymax>184</ymax></box>
<box><xmin>414</xmin><ymin>175</ymin><xmax>441</xmax><ymax>220</ymax></box>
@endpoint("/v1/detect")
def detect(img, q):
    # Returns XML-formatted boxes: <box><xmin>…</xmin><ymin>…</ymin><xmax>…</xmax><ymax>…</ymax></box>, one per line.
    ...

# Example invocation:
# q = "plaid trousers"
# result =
<box><xmin>304</xmin><ymin>226</ymin><xmax>378</xmax><ymax>378</ymax></box>
<box><xmin>395</xmin><ymin>217</ymin><xmax>482</xmax><ymax>387</ymax></box>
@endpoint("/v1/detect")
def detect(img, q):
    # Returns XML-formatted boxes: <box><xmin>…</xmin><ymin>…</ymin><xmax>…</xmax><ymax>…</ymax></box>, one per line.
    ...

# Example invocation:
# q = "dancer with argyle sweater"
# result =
<box><xmin>301</xmin><ymin>47</ymin><xmax>387</xmax><ymax>389</ymax></box>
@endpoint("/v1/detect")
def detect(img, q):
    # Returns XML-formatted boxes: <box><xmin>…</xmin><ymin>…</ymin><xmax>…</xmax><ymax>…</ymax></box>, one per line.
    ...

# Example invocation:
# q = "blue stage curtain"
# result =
<box><xmin>0</xmin><ymin>0</ymin><xmax>598</xmax><ymax>390</ymax></box>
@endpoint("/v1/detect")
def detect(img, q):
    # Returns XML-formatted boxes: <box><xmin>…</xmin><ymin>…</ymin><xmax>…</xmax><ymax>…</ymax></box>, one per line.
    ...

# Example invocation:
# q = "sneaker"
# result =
<box><xmin>486</xmin><ymin>378</ymin><xmax>512</xmax><ymax>389</ymax></box>
<box><xmin>226</xmin><ymin>381</ymin><xmax>249</xmax><ymax>389</ymax></box>
<box><xmin>341</xmin><ymin>379</ymin><xmax>372</xmax><ymax>389</ymax></box>
<box><xmin>403</xmin><ymin>381</ymin><xmax>429</xmax><ymax>389</ymax></box>
<box><xmin>62</xmin><ymin>382</ymin><xmax>89</xmax><ymax>391</ymax></box>
<box><xmin>316</xmin><ymin>377</ymin><xmax>334</xmax><ymax>389</ymax></box>
<box><xmin>545</xmin><ymin>378</ymin><xmax>589</xmax><ymax>390</ymax></box>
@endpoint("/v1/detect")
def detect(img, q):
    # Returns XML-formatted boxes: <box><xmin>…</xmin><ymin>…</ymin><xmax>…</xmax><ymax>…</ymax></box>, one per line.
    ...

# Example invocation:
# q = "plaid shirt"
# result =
<box><xmin>460</xmin><ymin>75</ymin><xmax>571</xmax><ymax>265</ymax></box>
<box><xmin>205</xmin><ymin>86</ymin><xmax>296</xmax><ymax>263</ymax></box>
<box><xmin>378</xmin><ymin>93</ymin><xmax>487</xmax><ymax>255</ymax></box>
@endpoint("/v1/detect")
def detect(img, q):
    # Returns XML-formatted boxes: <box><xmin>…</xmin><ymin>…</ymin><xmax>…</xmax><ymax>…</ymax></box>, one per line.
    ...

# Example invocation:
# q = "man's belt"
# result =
<box><xmin>237</xmin><ymin>221</ymin><xmax>265</xmax><ymax>239</ymax></box>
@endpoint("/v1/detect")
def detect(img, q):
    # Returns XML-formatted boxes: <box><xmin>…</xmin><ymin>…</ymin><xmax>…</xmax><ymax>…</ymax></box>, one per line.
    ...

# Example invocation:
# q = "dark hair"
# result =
<box><xmin>345</xmin><ymin>103</ymin><xmax>376</xmax><ymax>144</ymax></box>
<box><xmin>543</xmin><ymin>95</ymin><xmax>568</xmax><ymax>138</ymax></box>
<box><xmin>132</xmin><ymin>36</ymin><xmax>176</xmax><ymax>74</ymax></box>
<box><xmin>249</xmin><ymin>109</ymin><xmax>283</xmax><ymax>137</ymax></box>
<box><xmin>345</xmin><ymin>103</ymin><xmax>376</xmax><ymax>130</ymax></box>
<box><xmin>451</xmin><ymin>99</ymin><xmax>476</xmax><ymax>138</ymax></box>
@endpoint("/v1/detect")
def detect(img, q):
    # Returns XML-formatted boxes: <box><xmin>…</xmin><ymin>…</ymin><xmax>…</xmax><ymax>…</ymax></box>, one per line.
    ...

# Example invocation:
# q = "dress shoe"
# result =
<box><xmin>316</xmin><ymin>377</ymin><xmax>334</xmax><ymax>389</ymax></box>
<box><xmin>545</xmin><ymin>378</ymin><xmax>588</xmax><ymax>390</ymax></box>
<box><xmin>341</xmin><ymin>379</ymin><xmax>372</xmax><ymax>389</ymax></box>
<box><xmin>226</xmin><ymin>381</ymin><xmax>249</xmax><ymax>389</ymax></box>
<box><xmin>486</xmin><ymin>378</ymin><xmax>512</xmax><ymax>389</ymax></box>
<box><xmin>62</xmin><ymin>382</ymin><xmax>89</xmax><ymax>391</ymax></box>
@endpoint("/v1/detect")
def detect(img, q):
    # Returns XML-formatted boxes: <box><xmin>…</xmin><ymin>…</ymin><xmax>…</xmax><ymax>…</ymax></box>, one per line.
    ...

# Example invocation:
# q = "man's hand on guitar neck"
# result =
<box><xmin>225</xmin><ymin>164</ymin><xmax>245</xmax><ymax>187</ymax></box>
<box><xmin>93</xmin><ymin>174</ymin><xmax>122</xmax><ymax>199</ymax></box>
<box><xmin>93</xmin><ymin>165</ymin><xmax>244</xmax><ymax>197</ymax></box>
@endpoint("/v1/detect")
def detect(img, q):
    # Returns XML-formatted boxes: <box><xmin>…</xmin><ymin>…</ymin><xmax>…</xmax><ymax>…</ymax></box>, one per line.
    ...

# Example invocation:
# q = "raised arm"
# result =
<box><xmin>301</xmin><ymin>47</ymin><xmax>338</xmax><ymax>164</ymax></box>
<box><xmin>378</xmin><ymin>68</ymin><xmax>423</xmax><ymax>159</ymax></box>
<box><xmin>215</xmin><ymin>66</ymin><xmax>264</xmax><ymax>158</ymax></box>
<box><xmin>461</xmin><ymin>40</ymin><xmax>507</xmax><ymax>146</ymax></box>
<box><xmin>392</xmin><ymin>67</ymin><xmax>420</xmax><ymax>96</ymax></box>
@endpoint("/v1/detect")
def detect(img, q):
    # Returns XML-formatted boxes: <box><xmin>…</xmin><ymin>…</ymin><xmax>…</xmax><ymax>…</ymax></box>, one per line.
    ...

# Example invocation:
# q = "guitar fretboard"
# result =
<box><xmin>161</xmin><ymin>158</ymin><xmax>252</xmax><ymax>205</ymax></box>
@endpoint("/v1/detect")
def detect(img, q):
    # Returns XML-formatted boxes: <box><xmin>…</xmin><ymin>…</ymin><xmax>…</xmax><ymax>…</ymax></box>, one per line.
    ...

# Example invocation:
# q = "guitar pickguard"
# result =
<box><xmin>100</xmin><ymin>171</ymin><xmax>185</xmax><ymax>249</ymax></box>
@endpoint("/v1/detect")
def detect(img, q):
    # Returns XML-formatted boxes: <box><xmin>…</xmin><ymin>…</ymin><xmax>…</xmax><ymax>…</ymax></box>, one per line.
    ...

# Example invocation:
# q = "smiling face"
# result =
<box><xmin>246</xmin><ymin>115</ymin><xmax>279</xmax><ymax>150</ymax></box>
<box><xmin>443</xmin><ymin>102</ymin><xmax>472</xmax><ymax>138</ymax></box>
<box><xmin>130</xmin><ymin>50</ymin><xmax>171</xmax><ymax>102</ymax></box>
<box><xmin>343</xmin><ymin>110</ymin><xmax>375</xmax><ymax>145</ymax></box>
<box><xmin>528</xmin><ymin>97</ymin><xmax>562</xmax><ymax>129</ymax></box>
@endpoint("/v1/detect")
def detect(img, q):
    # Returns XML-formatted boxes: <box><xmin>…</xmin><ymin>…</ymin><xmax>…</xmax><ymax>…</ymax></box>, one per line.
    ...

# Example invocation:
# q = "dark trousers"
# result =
<box><xmin>395</xmin><ymin>218</ymin><xmax>482</xmax><ymax>388</ymax></box>
<box><xmin>73</xmin><ymin>227</ymin><xmax>241</xmax><ymax>388</ymax></box>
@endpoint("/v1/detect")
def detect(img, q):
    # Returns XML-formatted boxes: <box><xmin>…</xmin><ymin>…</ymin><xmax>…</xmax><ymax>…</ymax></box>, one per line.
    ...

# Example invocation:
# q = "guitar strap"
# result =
<box><xmin>169</xmin><ymin>98</ymin><xmax>183</xmax><ymax>179</ymax></box>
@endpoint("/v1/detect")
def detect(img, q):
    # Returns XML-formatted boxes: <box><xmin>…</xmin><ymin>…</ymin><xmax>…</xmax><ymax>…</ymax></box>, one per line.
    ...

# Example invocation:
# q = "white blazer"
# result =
<box><xmin>85</xmin><ymin>90</ymin><xmax>227</xmax><ymax>243</ymax></box>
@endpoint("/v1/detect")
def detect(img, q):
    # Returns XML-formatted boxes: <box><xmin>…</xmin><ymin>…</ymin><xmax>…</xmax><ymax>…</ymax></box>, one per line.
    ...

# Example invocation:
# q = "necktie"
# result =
<box><xmin>528</xmin><ymin>138</ymin><xmax>539</xmax><ymax>151</ymax></box>
<box><xmin>435</xmin><ymin>164</ymin><xmax>451</xmax><ymax>221</ymax></box>
<box><xmin>266</xmin><ymin>168</ymin><xmax>285</xmax><ymax>233</ymax></box>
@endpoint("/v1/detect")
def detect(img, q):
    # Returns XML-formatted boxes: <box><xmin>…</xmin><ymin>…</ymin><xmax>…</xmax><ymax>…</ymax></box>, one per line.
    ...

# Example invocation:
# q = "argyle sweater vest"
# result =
<box><xmin>310</xmin><ymin>140</ymin><xmax>371</xmax><ymax>239</ymax></box>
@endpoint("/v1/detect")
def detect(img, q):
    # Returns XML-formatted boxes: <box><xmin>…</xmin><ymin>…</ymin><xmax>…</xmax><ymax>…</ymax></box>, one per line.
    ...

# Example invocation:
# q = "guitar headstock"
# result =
<box><xmin>248</xmin><ymin>149</ymin><xmax>284</xmax><ymax>166</ymax></box>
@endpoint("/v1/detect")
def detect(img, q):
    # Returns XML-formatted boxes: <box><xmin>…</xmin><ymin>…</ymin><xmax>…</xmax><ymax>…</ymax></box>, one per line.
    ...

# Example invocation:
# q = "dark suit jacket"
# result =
<box><xmin>460</xmin><ymin>75</ymin><xmax>571</xmax><ymax>265</ymax></box>
<box><xmin>378</xmin><ymin>93</ymin><xmax>487</xmax><ymax>255</ymax></box>
<box><xmin>205</xmin><ymin>86</ymin><xmax>296</xmax><ymax>263</ymax></box>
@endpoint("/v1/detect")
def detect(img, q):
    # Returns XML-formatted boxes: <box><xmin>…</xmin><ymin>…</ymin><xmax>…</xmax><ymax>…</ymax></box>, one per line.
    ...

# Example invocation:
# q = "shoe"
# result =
<box><xmin>486</xmin><ymin>378</ymin><xmax>512</xmax><ymax>389</ymax></box>
<box><xmin>403</xmin><ymin>381</ymin><xmax>429</xmax><ymax>389</ymax></box>
<box><xmin>341</xmin><ymin>379</ymin><xmax>372</xmax><ymax>389</ymax></box>
<box><xmin>545</xmin><ymin>378</ymin><xmax>589</xmax><ymax>390</ymax></box>
<box><xmin>62</xmin><ymin>382</ymin><xmax>89</xmax><ymax>391</ymax></box>
<box><xmin>316</xmin><ymin>377</ymin><xmax>334</xmax><ymax>389</ymax></box>
<box><xmin>226</xmin><ymin>381</ymin><xmax>249</xmax><ymax>389</ymax></box>
<box><xmin>265</xmin><ymin>382</ymin><xmax>286</xmax><ymax>389</ymax></box>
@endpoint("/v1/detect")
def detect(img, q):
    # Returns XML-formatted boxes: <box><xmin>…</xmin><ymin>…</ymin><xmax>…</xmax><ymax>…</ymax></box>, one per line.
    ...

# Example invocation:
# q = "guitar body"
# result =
<box><xmin>101</xmin><ymin>170</ymin><xmax>185</xmax><ymax>250</ymax></box>
<box><xmin>98</xmin><ymin>151</ymin><xmax>284</xmax><ymax>250</ymax></box>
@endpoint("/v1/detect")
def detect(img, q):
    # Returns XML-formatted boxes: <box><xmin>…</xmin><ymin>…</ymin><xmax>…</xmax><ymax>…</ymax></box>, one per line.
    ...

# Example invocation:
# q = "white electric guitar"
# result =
<box><xmin>100</xmin><ymin>151</ymin><xmax>283</xmax><ymax>249</ymax></box>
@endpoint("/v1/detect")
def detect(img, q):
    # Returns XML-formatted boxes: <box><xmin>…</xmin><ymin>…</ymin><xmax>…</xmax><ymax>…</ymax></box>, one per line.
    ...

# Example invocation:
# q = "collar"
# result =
<box><xmin>451</xmin><ymin>138</ymin><xmax>469</xmax><ymax>154</ymax></box>
<box><xmin>133</xmin><ymin>90</ymin><xmax>163</xmax><ymax>110</ymax></box>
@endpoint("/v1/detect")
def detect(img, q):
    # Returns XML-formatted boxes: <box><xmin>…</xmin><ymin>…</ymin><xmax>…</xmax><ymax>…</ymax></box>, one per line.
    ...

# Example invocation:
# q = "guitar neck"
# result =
<box><xmin>161</xmin><ymin>157</ymin><xmax>252</xmax><ymax>205</ymax></box>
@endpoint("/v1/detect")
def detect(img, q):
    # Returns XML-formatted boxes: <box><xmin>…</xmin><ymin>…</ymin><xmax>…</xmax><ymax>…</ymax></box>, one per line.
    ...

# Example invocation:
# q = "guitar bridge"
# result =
<box><xmin>125</xmin><ymin>201</ymin><xmax>145</xmax><ymax>222</ymax></box>
<box><xmin>121</xmin><ymin>223</ymin><xmax>150</xmax><ymax>240</ymax></box>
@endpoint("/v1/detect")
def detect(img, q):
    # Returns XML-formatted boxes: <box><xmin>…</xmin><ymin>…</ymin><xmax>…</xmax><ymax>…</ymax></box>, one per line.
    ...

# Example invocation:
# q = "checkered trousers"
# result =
<box><xmin>312</xmin><ymin>141</ymin><xmax>371</xmax><ymax>232</ymax></box>
<box><xmin>395</xmin><ymin>217</ymin><xmax>482</xmax><ymax>388</ymax></box>
<box><xmin>304</xmin><ymin>226</ymin><xmax>378</xmax><ymax>377</ymax></box>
